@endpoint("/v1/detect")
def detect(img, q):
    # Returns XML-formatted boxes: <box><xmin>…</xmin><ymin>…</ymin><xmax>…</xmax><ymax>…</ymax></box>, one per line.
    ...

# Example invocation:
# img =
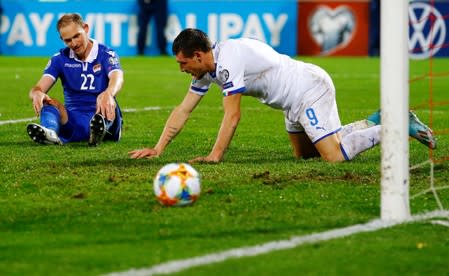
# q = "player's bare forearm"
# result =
<box><xmin>154</xmin><ymin>91</ymin><xmax>203</xmax><ymax>153</ymax></box>
<box><xmin>105</xmin><ymin>70</ymin><xmax>124</xmax><ymax>97</ymax></box>
<box><xmin>157</xmin><ymin>126</ymin><xmax>178</xmax><ymax>150</ymax></box>
<box><xmin>130</xmin><ymin>91</ymin><xmax>202</xmax><ymax>160</ymax></box>
<box><xmin>208</xmin><ymin>112</ymin><xmax>240</xmax><ymax>162</ymax></box>
<box><xmin>129</xmin><ymin>104</ymin><xmax>192</xmax><ymax>160</ymax></box>
<box><xmin>191</xmin><ymin>95</ymin><xmax>241</xmax><ymax>164</ymax></box>
<box><xmin>154</xmin><ymin>107</ymin><xmax>189</xmax><ymax>154</ymax></box>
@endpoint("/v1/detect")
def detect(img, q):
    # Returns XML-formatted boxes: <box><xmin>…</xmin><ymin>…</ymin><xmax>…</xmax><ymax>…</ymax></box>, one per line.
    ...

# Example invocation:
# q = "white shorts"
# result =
<box><xmin>284</xmin><ymin>64</ymin><xmax>342</xmax><ymax>143</ymax></box>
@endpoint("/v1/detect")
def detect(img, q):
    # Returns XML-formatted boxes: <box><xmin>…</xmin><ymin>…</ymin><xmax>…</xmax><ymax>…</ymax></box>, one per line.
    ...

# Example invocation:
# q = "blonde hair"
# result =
<box><xmin>57</xmin><ymin>13</ymin><xmax>85</xmax><ymax>32</ymax></box>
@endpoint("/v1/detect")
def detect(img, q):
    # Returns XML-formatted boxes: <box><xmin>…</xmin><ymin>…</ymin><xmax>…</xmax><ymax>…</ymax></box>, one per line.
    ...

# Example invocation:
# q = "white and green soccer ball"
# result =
<box><xmin>153</xmin><ymin>163</ymin><xmax>201</xmax><ymax>206</ymax></box>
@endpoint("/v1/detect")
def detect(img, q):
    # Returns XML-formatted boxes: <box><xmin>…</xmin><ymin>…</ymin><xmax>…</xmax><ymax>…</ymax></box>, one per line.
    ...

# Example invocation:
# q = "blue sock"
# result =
<box><xmin>40</xmin><ymin>105</ymin><xmax>60</xmax><ymax>133</ymax></box>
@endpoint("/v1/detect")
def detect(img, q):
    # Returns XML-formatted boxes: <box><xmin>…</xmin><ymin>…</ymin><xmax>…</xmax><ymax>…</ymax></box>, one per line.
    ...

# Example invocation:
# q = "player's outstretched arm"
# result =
<box><xmin>129</xmin><ymin>91</ymin><xmax>202</xmax><ymax>159</ymax></box>
<box><xmin>189</xmin><ymin>93</ymin><xmax>242</xmax><ymax>164</ymax></box>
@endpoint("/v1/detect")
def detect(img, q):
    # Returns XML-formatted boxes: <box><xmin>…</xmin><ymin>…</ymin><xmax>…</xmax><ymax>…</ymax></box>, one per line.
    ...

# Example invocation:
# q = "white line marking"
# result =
<box><xmin>7</xmin><ymin>105</ymin><xmax>441</xmax><ymax>127</ymax></box>
<box><xmin>122</xmin><ymin>106</ymin><xmax>163</xmax><ymax>113</ymax></box>
<box><xmin>104</xmin><ymin>210</ymin><xmax>449</xmax><ymax>276</ymax></box>
<box><xmin>431</xmin><ymin>219</ymin><xmax>449</xmax><ymax>227</ymax></box>
<box><xmin>0</xmin><ymin>117</ymin><xmax>37</xmax><ymax>126</ymax></box>
<box><xmin>0</xmin><ymin>106</ymin><xmax>166</xmax><ymax>126</ymax></box>
<box><xmin>0</xmin><ymin>106</ymin><xmax>274</xmax><ymax>127</ymax></box>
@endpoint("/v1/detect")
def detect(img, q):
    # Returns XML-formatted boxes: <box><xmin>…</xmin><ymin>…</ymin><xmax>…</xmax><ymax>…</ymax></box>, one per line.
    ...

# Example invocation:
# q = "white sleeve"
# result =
<box><xmin>189</xmin><ymin>77</ymin><xmax>211</xmax><ymax>96</ymax></box>
<box><xmin>217</xmin><ymin>42</ymin><xmax>246</xmax><ymax>97</ymax></box>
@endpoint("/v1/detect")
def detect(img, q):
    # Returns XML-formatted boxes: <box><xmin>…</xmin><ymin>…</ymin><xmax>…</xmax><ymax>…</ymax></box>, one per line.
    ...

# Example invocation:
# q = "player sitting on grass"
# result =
<box><xmin>129</xmin><ymin>28</ymin><xmax>436</xmax><ymax>162</ymax></box>
<box><xmin>27</xmin><ymin>13</ymin><xmax>124</xmax><ymax>146</ymax></box>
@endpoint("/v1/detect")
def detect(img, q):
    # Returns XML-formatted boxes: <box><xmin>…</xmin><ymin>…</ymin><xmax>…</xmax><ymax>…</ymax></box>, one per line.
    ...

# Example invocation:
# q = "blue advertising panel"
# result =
<box><xmin>0</xmin><ymin>0</ymin><xmax>139</xmax><ymax>56</ymax></box>
<box><xmin>166</xmin><ymin>0</ymin><xmax>297</xmax><ymax>56</ymax></box>
<box><xmin>0</xmin><ymin>0</ymin><xmax>297</xmax><ymax>56</ymax></box>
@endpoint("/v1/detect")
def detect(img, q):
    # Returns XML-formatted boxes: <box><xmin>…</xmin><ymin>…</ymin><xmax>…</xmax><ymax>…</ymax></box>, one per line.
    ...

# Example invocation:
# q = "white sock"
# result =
<box><xmin>340</xmin><ymin>119</ymin><xmax>373</xmax><ymax>138</ymax></box>
<box><xmin>340</xmin><ymin>125</ymin><xmax>381</xmax><ymax>160</ymax></box>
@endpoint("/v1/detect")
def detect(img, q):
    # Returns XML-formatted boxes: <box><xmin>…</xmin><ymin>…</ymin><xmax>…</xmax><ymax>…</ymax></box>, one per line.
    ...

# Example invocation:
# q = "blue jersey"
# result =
<box><xmin>43</xmin><ymin>40</ymin><xmax>122</xmax><ymax>112</ymax></box>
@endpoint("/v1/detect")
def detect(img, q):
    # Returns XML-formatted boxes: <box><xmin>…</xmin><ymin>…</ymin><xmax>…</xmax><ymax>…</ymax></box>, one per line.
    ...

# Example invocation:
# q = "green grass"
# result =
<box><xmin>0</xmin><ymin>56</ymin><xmax>448</xmax><ymax>275</ymax></box>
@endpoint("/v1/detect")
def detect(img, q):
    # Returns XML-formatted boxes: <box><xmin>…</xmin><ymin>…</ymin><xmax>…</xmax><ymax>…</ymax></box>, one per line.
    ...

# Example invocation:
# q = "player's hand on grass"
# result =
<box><xmin>128</xmin><ymin>148</ymin><xmax>160</xmax><ymax>159</ymax></box>
<box><xmin>189</xmin><ymin>155</ymin><xmax>220</xmax><ymax>164</ymax></box>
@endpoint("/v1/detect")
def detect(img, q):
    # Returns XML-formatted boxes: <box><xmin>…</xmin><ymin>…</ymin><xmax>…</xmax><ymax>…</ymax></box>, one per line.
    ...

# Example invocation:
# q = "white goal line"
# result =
<box><xmin>104</xmin><ymin>210</ymin><xmax>449</xmax><ymax>276</ymax></box>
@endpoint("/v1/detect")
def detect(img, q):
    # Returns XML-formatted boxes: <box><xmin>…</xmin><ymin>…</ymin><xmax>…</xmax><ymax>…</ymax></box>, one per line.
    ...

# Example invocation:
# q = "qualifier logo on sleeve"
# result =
<box><xmin>218</xmin><ymin>69</ymin><xmax>229</xmax><ymax>83</ymax></box>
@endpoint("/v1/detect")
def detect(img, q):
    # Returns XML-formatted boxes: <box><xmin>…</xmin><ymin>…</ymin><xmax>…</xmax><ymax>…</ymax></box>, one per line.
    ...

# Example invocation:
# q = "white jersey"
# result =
<box><xmin>190</xmin><ymin>38</ymin><xmax>341</xmax><ymax>143</ymax></box>
<box><xmin>190</xmin><ymin>38</ymin><xmax>310</xmax><ymax>111</ymax></box>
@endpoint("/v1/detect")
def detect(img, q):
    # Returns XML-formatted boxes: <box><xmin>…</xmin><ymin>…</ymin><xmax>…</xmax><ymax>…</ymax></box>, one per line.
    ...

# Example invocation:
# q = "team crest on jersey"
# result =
<box><xmin>93</xmin><ymin>63</ymin><xmax>102</xmax><ymax>73</ymax></box>
<box><xmin>108</xmin><ymin>56</ymin><xmax>119</xmax><ymax>65</ymax></box>
<box><xmin>218</xmin><ymin>69</ymin><xmax>229</xmax><ymax>83</ymax></box>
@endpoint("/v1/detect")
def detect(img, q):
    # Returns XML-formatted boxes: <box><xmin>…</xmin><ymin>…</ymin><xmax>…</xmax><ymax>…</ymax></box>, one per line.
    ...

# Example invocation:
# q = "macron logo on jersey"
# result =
<box><xmin>64</xmin><ymin>63</ymin><xmax>82</xmax><ymax>68</ymax></box>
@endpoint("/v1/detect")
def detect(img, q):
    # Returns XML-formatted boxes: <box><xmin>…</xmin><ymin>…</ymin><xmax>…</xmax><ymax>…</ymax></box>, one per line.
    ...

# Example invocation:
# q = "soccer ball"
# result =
<box><xmin>153</xmin><ymin>163</ymin><xmax>201</xmax><ymax>206</ymax></box>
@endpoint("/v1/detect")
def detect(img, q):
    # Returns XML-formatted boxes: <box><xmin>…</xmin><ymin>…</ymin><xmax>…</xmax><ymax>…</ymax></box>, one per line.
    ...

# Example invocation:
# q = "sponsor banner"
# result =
<box><xmin>409</xmin><ymin>0</ymin><xmax>449</xmax><ymax>59</ymax></box>
<box><xmin>168</xmin><ymin>0</ymin><xmax>297</xmax><ymax>56</ymax></box>
<box><xmin>0</xmin><ymin>0</ymin><xmax>296</xmax><ymax>56</ymax></box>
<box><xmin>0</xmin><ymin>0</ymin><xmax>139</xmax><ymax>56</ymax></box>
<box><xmin>297</xmin><ymin>0</ymin><xmax>370</xmax><ymax>56</ymax></box>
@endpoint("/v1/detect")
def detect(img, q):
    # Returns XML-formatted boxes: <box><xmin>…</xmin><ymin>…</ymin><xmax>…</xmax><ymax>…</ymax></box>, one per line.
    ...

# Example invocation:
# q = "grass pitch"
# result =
<box><xmin>0</xmin><ymin>56</ymin><xmax>448</xmax><ymax>275</ymax></box>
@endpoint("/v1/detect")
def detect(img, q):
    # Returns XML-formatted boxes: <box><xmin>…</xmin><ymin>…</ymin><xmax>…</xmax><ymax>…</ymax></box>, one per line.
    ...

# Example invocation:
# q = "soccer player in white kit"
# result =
<box><xmin>129</xmin><ymin>28</ymin><xmax>436</xmax><ymax>162</ymax></box>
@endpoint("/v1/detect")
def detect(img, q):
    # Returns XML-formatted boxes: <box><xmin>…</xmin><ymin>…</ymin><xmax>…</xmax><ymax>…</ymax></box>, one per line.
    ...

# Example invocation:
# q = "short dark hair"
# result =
<box><xmin>172</xmin><ymin>28</ymin><xmax>212</xmax><ymax>57</ymax></box>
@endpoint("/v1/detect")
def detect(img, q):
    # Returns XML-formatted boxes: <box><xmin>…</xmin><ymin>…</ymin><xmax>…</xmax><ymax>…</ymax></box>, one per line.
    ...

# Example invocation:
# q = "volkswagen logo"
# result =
<box><xmin>409</xmin><ymin>2</ymin><xmax>446</xmax><ymax>59</ymax></box>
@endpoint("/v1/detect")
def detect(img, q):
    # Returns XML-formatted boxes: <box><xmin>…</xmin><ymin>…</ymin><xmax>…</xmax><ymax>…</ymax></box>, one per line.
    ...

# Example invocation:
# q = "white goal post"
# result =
<box><xmin>380</xmin><ymin>0</ymin><xmax>411</xmax><ymax>221</ymax></box>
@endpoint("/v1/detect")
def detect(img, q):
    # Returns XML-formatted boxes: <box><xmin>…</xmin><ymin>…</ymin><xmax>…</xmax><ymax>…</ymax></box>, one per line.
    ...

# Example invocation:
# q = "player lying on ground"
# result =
<box><xmin>27</xmin><ymin>13</ymin><xmax>124</xmax><ymax>146</ymax></box>
<box><xmin>129</xmin><ymin>28</ymin><xmax>436</xmax><ymax>163</ymax></box>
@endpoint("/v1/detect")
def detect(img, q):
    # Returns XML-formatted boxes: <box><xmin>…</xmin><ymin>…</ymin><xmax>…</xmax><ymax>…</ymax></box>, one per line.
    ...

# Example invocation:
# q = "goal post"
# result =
<box><xmin>380</xmin><ymin>0</ymin><xmax>411</xmax><ymax>221</ymax></box>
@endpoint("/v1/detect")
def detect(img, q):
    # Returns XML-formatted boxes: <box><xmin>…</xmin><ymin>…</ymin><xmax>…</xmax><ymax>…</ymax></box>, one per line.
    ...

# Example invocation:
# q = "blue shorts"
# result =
<box><xmin>59</xmin><ymin>105</ymin><xmax>123</xmax><ymax>144</ymax></box>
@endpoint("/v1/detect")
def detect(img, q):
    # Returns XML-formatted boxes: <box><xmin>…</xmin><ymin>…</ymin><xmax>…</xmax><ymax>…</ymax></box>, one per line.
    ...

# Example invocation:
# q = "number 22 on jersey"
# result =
<box><xmin>81</xmin><ymin>73</ymin><xmax>96</xmax><ymax>90</ymax></box>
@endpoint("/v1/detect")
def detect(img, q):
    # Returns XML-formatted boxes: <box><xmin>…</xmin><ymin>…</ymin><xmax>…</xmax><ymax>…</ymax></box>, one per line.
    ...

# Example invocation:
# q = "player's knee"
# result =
<box><xmin>315</xmin><ymin>140</ymin><xmax>346</xmax><ymax>162</ymax></box>
<box><xmin>320</xmin><ymin>151</ymin><xmax>346</xmax><ymax>163</ymax></box>
<box><xmin>44</xmin><ymin>98</ymin><xmax>62</xmax><ymax>107</ymax></box>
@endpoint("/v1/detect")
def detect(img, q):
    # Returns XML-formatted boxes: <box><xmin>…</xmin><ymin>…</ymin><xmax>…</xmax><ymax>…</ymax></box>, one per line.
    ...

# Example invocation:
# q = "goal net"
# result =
<box><xmin>381</xmin><ymin>0</ymin><xmax>449</xmax><ymax>221</ymax></box>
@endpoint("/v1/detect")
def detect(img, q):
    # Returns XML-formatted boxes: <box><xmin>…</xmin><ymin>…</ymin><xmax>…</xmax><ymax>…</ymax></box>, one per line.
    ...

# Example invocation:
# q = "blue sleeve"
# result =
<box><xmin>102</xmin><ymin>48</ymin><xmax>122</xmax><ymax>75</ymax></box>
<box><xmin>43</xmin><ymin>53</ymin><xmax>62</xmax><ymax>81</ymax></box>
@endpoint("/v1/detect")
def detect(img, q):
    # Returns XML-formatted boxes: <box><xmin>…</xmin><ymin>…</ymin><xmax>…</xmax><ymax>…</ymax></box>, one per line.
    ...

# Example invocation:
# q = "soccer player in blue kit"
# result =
<box><xmin>27</xmin><ymin>13</ymin><xmax>124</xmax><ymax>146</ymax></box>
